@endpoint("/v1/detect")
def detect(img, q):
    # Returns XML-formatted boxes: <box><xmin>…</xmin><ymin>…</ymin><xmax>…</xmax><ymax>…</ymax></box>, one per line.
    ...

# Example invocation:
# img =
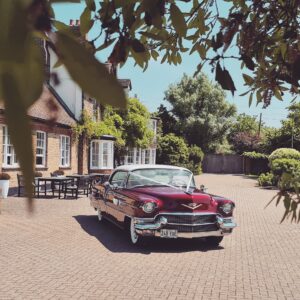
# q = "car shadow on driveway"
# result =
<box><xmin>73</xmin><ymin>215</ymin><xmax>224</xmax><ymax>254</ymax></box>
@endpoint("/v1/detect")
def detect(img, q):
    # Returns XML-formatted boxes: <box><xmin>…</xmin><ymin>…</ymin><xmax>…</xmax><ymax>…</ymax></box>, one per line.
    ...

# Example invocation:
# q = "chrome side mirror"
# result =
<box><xmin>200</xmin><ymin>184</ymin><xmax>207</xmax><ymax>192</ymax></box>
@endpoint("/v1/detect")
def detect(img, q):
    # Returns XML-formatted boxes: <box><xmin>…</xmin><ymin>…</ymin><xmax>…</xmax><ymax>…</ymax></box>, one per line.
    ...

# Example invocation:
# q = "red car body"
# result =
<box><xmin>90</xmin><ymin>165</ymin><xmax>236</xmax><ymax>245</ymax></box>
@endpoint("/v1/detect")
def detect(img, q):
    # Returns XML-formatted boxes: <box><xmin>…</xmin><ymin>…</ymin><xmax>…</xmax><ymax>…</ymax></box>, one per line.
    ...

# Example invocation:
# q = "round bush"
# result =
<box><xmin>270</xmin><ymin>158</ymin><xmax>300</xmax><ymax>176</ymax></box>
<box><xmin>269</xmin><ymin>148</ymin><xmax>300</xmax><ymax>162</ymax></box>
<box><xmin>258</xmin><ymin>172</ymin><xmax>276</xmax><ymax>187</ymax></box>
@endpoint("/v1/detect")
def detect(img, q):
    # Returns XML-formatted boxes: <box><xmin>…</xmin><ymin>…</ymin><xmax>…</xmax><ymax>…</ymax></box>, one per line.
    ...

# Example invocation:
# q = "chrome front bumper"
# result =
<box><xmin>134</xmin><ymin>214</ymin><xmax>237</xmax><ymax>239</ymax></box>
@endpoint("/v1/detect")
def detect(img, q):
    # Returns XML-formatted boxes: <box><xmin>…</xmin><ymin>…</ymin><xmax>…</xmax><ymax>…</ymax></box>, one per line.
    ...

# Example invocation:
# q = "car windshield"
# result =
<box><xmin>127</xmin><ymin>168</ymin><xmax>196</xmax><ymax>191</ymax></box>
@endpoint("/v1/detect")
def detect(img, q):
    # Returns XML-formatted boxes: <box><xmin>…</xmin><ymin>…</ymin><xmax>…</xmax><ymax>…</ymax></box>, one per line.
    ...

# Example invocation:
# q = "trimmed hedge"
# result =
<box><xmin>243</xmin><ymin>151</ymin><xmax>268</xmax><ymax>159</ymax></box>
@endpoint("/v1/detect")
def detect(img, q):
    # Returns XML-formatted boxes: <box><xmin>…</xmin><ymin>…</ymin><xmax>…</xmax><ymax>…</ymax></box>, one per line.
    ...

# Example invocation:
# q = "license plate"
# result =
<box><xmin>160</xmin><ymin>229</ymin><xmax>178</xmax><ymax>238</ymax></box>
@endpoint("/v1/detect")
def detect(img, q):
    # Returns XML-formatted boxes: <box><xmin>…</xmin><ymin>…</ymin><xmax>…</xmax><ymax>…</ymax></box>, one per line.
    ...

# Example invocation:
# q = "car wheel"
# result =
<box><xmin>206</xmin><ymin>236</ymin><xmax>223</xmax><ymax>247</ymax></box>
<box><xmin>128</xmin><ymin>218</ymin><xmax>143</xmax><ymax>245</ymax></box>
<box><xmin>97</xmin><ymin>208</ymin><xmax>103</xmax><ymax>222</ymax></box>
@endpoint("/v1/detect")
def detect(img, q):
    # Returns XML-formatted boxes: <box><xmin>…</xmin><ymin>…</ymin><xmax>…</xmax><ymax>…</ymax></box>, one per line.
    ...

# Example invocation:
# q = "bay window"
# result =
<box><xmin>2</xmin><ymin>126</ymin><xmax>18</xmax><ymax>167</ymax></box>
<box><xmin>90</xmin><ymin>140</ymin><xmax>114</xmax><ymax>169</ymax></box>
<box><xmin>36</xmin><ymin>131</ymin><xmax>46</xmax><ymax>167</ymax></box>
<box><xmin>60</xmin><ymin>135</ymin><xmax>70</xmax><ymax>167</ymax></box>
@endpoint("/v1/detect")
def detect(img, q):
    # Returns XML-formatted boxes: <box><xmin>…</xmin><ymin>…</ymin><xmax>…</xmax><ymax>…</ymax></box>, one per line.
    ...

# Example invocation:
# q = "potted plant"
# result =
<box><xmin>0</xmin><ymin>173</ymin><xmax>10</xmax><ymax>198</ymax></box>
<box><xmin>52</xmin><ymin>170</ymin><xmax>65</xmax><ymax>177</ymax></box>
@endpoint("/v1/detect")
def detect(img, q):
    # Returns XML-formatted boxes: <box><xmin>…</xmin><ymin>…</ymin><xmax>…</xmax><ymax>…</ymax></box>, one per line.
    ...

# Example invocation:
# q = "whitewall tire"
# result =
<box><xmin>130</xmin><ymin>218</ymin><xmax>139</xmax><ymax>244</ymax></box>
<box><xmin>97</xmin><ymin>208</ymin><xmax>103</xmax><ymax>222</ymax></box>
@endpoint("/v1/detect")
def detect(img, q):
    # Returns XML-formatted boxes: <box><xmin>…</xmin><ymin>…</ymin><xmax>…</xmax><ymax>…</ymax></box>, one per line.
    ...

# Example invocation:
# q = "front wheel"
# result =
<box><xmin>206</xmin><ymin>236</ymin><xmax>223</xmax><ymax>247</ymax></box>
<box><xmin>127</xmin><ymin>218</ymin><xmax>144</xmax><ymax>246</ymax></box>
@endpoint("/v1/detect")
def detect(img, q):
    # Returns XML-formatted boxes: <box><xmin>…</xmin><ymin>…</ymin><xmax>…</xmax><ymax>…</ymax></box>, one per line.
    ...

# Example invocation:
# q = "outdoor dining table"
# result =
<box><xmin>36</xmin><ymin>177</ymin><xmax>73</xmax><ymax>199</ymax></box>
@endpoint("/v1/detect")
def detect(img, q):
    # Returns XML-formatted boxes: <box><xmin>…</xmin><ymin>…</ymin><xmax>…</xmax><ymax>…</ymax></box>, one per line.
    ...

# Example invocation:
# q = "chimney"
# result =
<box><xmin>75</xmin><ymin>20</ymin><xmax>80</xmax><ymax>26</ymax></box>
<box><xmin>70</xmin><ymin>19</ymin><xmax>74</xmax><ymax>26</ymax></box>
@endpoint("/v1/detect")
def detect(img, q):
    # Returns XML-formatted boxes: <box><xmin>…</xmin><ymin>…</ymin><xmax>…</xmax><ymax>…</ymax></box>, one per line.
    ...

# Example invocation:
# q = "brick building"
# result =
<box><xmin>0</xmin><ymin>21</ymin><xmax>157</xmax><ymax>188</ymax></box>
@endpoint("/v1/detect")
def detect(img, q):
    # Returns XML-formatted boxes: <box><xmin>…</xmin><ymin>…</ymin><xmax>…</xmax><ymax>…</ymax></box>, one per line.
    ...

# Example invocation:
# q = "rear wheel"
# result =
<box><xmin>97</xmin><ymin>208</ymin><xmax>103</xmax><ymax>222</ymax></box>
<box><xmin>206</xmin><ymin>236</ymin><xmax>223</xmax><ymax>247</ymax></box>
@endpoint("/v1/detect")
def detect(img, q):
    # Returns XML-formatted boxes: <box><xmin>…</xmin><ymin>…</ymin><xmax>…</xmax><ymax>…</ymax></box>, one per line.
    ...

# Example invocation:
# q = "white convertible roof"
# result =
<box><xmin>115</xmin><ymin>164</ymin><xmax>191</xmax><ymax>172</ymax></box>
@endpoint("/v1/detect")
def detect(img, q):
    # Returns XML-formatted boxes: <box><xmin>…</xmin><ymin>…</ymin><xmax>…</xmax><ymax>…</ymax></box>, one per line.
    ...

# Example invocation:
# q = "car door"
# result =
<box><xmin>105</xmin><ymin>171</ymin><xmax>128</xmax><ymax>223</ymax></box>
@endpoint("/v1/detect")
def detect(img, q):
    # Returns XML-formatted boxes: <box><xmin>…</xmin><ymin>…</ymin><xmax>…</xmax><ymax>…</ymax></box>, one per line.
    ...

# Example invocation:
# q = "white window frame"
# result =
<box><xmin>60</xmin><ymin>135</ymin><xmax>70</xmax><ymax>167</ymax></box>
<box><xmin>2</xmin><ymin>126</ymin><xmax>18</xmax><ymax>168</ymax></box>
<box><xmin>36</xmin><ymin>131</ymin><xmax>46</xmax><ymax>167</ymax></box>
<box><xmin>90</xmin><ymin>140</ymin><xmax>114</xmax><ymax>169</ymax></box>
<box><xmin>150</xmin><ymin>148</ymin><xmax>156</xmax><ymax>164</ymax></box>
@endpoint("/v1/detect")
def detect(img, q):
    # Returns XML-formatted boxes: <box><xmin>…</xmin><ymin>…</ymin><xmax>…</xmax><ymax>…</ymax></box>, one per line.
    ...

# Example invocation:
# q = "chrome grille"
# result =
<box><xmin>158</xmin><ymin>214</ymin><xmax>217</xmax><ymax>225</ymax></box>
<box><xmin>156</xmin><ymin>213</ymin><xmax>218</xmax><ymax>233</ymax></box>
<box><xmin>163</xmin><ymin>223</ymin><xmax>218</xmax><ymax>233</ymax></box>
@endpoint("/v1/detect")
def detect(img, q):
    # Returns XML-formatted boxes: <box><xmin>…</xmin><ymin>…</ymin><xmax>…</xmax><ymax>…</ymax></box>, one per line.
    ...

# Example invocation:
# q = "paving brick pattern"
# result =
<box><xmin>0</xmin><ymin>174</ymin><xmax>299</xmax><ymax>300</ymax></box>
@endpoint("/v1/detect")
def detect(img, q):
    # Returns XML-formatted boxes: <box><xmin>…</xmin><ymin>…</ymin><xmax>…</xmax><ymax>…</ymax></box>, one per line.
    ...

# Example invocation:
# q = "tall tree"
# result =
<box><xmin>163</xmin><ymin>74</ymin><xmax>236</xmax><ymax>152</ymax></box>
<box><xmin>2</xmin><ymin>0</ymin><xmax>300</xmax><ymax>204</ymax></box>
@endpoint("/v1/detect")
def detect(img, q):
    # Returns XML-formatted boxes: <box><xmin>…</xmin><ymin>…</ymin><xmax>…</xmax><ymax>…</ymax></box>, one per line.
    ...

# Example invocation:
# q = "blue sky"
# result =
<box><xmin>53</xmin><ymin>2</ymin><xmax>294</xmax><ymax>128</ymax></box>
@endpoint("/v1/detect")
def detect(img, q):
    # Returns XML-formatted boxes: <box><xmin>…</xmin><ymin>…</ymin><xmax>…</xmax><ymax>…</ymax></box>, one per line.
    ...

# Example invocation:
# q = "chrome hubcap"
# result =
<box><xmin>130</xmin><ymin>219</ymin><xmax>138</xmax><ymax>244</ymax></box>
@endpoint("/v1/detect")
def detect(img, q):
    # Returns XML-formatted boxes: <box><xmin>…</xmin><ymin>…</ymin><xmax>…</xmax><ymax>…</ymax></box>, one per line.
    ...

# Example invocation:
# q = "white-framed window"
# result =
<box><xmin>135</xmin><ymin>148</ymin><xmax>141</xmax><ymax>164</ymax></box>
<box><xmin>90</xmin><ymin>140</ymin><xmax>114</xmax><ymax>169</ymax></box>
<box><xmin>2</xmin><ymin>126</ymin><xmax>18</xmax><ymax>167</ymax></box>
<box><xmin>60</xmin><ymin>135</ymin><xmax>70</xmax><ymax>167</ymax></box>
<box><xmin>127</xmin><ymin>148</ymin><xmax>134</xmax><ymax>164</ymax></box>
<box><xmin>36</xmin><ymin>131</ymin><xmax>46</xmax><ymax>167</ymax></box>
<box><xmin>144</xmin><ymin>149</ymin><xmax>151</xmax><ymax>164</ymax></box>
<box><xmin>151</xmin><ymin>148</ymin><xmax>156</xmax><ymax>164</ymax></box>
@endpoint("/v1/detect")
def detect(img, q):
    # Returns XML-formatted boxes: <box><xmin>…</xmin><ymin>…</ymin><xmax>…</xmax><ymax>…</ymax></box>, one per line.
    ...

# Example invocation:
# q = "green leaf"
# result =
<box><xmin>249</xmin><ymin>92</ymin><xmax>253</xmax><ymax>106</ymax></box>
<box><xmin>0</xmin><ymin>73</ymin><xmax>34</xmax><ymax>210</ymax></box>
<box><xmin>243</xmin><ymin>74</ymin><xmax>254</xmax><ymax>85</ymax></box>
<box><xmin>151</xmin><ymin>50</ymin><xmax>159</xmax><ymax>60</ymax></box>
<box><xmin>85</xmin><ymin>0</ymin><xmax>96</xmax><ymax>11</ymax></box>
<box><xmin>274</xmin><ymin>88</ymin><xmax>283</xmax><ymax>100</ymax></box>
<box><xmin>80</xmin><ymin>7</ymin><xmax>94</xmax><ymax>36</ymax></box>
<box><xmin>131</xmin><ymin>39</ymin><xmax>146</xmax><ymax>53</ymax></box>
<box><xmin>0</xmin><ymin>39</ymin><xmax>44</xmax><ymax>108</ymax></box>
<box><xmin>170</xmin><ymin>4</ymin><xmax>187</xmax><ymax>37</ymax></box>
<box><xmin>215</xmin><ymin>62</ymin><xmax>236</xmax><ymax>95</ymax></box>
<box><xmin>140</xmin><ymin>31</ymin><xmax>166</xmax><ymax>41</ymax></box>
<box><xmin>53</xmin><ymin>20</ymin><xmax>72</xmax><ymax>32</ymax></box>
<box><xmin>56</xmin><ymin>31</ymin><xmax>127</xmax><ymax>108</ymax></box>
<box><xmin>96</xmin><ymin>38</ymin><xmax>116</xmax><ymax>51</ymax></box>
<box><xmin>0</xmin><ymin>0</ymin><xmax>29</xmax><ymax>62</ymax></box>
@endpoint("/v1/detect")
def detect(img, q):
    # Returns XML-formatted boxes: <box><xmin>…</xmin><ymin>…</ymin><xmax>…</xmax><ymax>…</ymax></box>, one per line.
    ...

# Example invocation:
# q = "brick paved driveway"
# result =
<box><xmin>0</xmin><ymin>174</ymin><xmax>299</xmax><ymax>300</ymax></box>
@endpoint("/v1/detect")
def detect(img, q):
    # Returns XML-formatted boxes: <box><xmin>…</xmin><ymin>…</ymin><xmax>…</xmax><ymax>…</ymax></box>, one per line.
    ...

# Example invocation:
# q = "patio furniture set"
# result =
<box><xmin>17</xmin><ymin>173</ymin><xmax>110</xmax><ymax>199</ymax></box>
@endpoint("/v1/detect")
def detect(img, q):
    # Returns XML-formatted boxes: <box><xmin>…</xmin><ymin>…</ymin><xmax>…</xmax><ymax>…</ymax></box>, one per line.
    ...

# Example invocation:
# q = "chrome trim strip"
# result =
<box><xmin>155</xmin><ymin>212</ymin><xmax>217</xmax><ymax>216</ymax></box>
<box><xmin>167</xmin><ymin>222</ymin><xmax>216</xmax><ymax>226</ymax></box>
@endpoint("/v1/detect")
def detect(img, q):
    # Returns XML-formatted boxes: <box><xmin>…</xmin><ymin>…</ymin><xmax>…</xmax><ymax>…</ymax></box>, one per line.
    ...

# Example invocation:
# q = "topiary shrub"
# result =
<box><xmin>52</xmin><ymin>170</ymin><xmax>65</xmax><ymax>176</ymax></box>
<box><xmin>270</xmin><ymin>158</ymin><xmax>300</xmax><ymax>176</ymax></box>
<box><xmin>258</xmin><ymin>172</ymin><xmax>276</xmax><ymax>187</ymax></box>
<box><xmin>269</xmin><ymin>148</ymin><xmax>300</xmax><ymax>162</ymax></box>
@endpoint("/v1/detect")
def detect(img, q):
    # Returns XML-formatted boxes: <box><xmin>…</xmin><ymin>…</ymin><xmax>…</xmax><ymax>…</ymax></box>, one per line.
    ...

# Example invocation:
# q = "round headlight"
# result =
<box><xmin>142</xmin><ymin>202</ymin><xmax>157</xmax><ymax>213</ymax></box>
<box><xmin>221</xmin><ymin>203</ymin><xmax>233</xmax><ymax>214</ymax></box>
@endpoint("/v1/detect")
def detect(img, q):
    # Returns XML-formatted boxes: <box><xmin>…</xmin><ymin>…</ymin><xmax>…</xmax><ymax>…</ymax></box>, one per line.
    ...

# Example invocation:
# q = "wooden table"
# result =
<box><xmin>36</xmin><ymin>177</ymin><xmax>73</xmax><ymax>199</ymax></box>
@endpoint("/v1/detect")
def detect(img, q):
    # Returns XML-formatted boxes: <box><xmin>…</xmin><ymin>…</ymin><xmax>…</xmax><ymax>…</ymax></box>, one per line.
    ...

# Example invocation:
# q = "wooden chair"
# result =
<box><xmin>17</xmin><ymin>174</ymin><xmax>40</xmax><ymax>197</ymax></box>
<box><xmin>64</xmin><ymin>176</ymin><xmax>90</xmax><ymax>199</ymax></box>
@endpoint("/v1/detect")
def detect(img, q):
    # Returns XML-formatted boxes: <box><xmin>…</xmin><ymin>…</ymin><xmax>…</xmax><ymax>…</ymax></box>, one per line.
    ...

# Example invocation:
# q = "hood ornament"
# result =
<box><xmin>181</xmin><ymin>203</ymin><xmax>203</xmax><ymax>210</ymax></box>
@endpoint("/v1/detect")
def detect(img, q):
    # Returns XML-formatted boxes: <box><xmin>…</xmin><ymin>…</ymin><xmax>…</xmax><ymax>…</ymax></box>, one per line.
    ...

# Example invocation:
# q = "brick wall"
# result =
<box><xmin>0</xmin><ymin>122</ymin><xmax>78</xmax><ymax>188</ymax></box>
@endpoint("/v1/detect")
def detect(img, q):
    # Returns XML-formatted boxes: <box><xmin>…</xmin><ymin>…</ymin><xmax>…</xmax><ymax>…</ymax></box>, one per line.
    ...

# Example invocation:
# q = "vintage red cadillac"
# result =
<box><xmin>90</xmin><ymin>165</ymin><xmax>236</xmax><ymax>246</ymax></box>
